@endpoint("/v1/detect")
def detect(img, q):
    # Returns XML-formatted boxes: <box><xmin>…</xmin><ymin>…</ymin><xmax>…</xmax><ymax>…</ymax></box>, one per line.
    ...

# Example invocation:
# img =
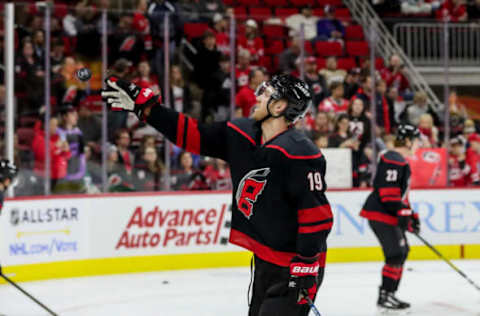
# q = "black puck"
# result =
<box><xmin>76</xmin><ymin>68</ymin><xmax>92</xmax><ymax>82</ymax></box>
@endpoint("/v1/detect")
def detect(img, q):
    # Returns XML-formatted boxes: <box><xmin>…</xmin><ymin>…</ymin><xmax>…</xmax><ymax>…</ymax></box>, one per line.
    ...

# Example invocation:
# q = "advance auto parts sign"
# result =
<box><xmin>90</xmin><ymin>193</ymin><xmax>235</xmax><ymax>258</ymax></box>
<box><xmin>0</xmin><ymin>198</ymin><xmax>89</xmax><ymax>265</ymax></box>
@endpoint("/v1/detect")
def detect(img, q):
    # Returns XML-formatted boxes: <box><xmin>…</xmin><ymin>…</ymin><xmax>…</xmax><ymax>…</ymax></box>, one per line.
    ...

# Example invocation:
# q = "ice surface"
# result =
<box><xmin>1</xmin><ymin>260</ymin><xmax>479</xmax><ymax>316</ymax></box>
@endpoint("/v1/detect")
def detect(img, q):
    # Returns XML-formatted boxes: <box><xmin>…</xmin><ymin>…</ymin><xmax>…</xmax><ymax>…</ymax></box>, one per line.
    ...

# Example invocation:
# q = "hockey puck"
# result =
<box><xmin>76</xmin><ymin>67</ymin><xmax>92</xmax><ymax>82</ymax></box>
<box><xmin>162</xmin><ymin>280</ymin><xmax>169</xmax><ymax>284</ymax></box>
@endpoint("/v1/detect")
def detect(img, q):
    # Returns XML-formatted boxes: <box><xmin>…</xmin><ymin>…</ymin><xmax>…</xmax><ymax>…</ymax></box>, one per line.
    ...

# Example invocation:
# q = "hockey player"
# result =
<box><xmin>102</xmin><ymin>74</ymin><xmax>333</xmax><ymax>316</ymax></box>
<box><xmin>359</xmin><ymin>125</ymin><xmax>421</xmax><ymax>313</ymax></box>
<box><xmin>0</xmin><ymin>159</ymin><xmax>18</xmax><ymax>215</ymax></box>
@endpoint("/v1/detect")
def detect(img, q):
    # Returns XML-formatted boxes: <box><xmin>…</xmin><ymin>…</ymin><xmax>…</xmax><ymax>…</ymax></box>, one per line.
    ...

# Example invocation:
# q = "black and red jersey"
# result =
<box><xmin>360</xmin><ymin>150</ymin><xmax>411</xmax><ymax>226</ymax></box>
<box><xmin>143</xmin><ymin>105</ymin><xmax>333</xmax><ymax>267</ymax></box>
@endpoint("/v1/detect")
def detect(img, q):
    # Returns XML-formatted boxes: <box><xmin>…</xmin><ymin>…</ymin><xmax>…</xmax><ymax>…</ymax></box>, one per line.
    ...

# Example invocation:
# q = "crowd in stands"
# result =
<box><xmin>0</xmin><ymin>0</ymin><xmax>480</xmax><ymax>196</ymax></box>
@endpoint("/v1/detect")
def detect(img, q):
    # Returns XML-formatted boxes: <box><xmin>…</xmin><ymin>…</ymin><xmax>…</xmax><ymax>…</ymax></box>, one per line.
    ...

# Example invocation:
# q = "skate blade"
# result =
<box><xmin>376</xmin><ymin>307</ymin><xmax>411</xmax><ymax>315</ymax></box>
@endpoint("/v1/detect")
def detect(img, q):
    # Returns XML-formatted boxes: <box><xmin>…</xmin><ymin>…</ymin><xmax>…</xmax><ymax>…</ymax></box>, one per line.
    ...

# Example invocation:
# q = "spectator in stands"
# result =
<box><xmin>351</xmin><ymin>75</ymin><xmax>373</xmax><ymax>110</ymax></box>
<box><xmin>375</xmin><ymin>79</ymin><xmax>395</xmax><ymax>134</ymax></box>
<box><xmin>300</xmin><ymin>56</ymin><xmax>328</xmax><ymax>107</ymax></box>
<box><xmin>204</xmin><ymin>158</ymin><xmax>232</xmax><ymax>190</ymax></box>
<box><xmin>437</xmin><ymin>0</ymin><xmax>468</xmax><ymax>22</ymax></box>
<box><xmin>237</xmin><ymin>19</ymin><xmax>264</xmax><ymax>65</ymax></box>
<box><xmin>316</xmin><ymin>5</ymin><xmax>345</xmax><ymax>42</ymax></box>
<box><xmin>449</xmin><ymin>136</ymin><xmax>479</xmax><ymax>186</ymax></box>
<box><xmin>172</xmin><ymin>151</ymin><xmax>209</xmax><ymax>190</ymax></box>
<box><xmin>285</xmin><ymin>5</ymin><xmax>319</xmax><ymax>41</ymax></box>
<box><xmin>400</xmin><ymin>0</ymin><xmax>441</xmax><ymax>15</ymax></box>
<box><xmin>107</xmin><ymin>144</ymin><xmax>134</xmax><ymax>192</ymax></box>
<box><xmin>418</xmin><ymin>113</ymin><xmax>439</xmax><ymax>148</ymax></box>
<box><xmin>235</xmin><ymin>67</ymin><xmax>266</xmax><ymax>118</ymax></box>
<box><xmin>16</xmin><ymin>39</ymin><xmax>44</xmax><ymax>114</ymax></box>
<box><xmin>199</xmin><ymin>0</ymin><xmax>226</xmax><ymax>17</ymax></box>
<box><xmin>114</xmin><ymin>129</ymin><xmax>135</xmax><ymax>185</ymax></box>
<box><xmin>202</xmin><ymin>55</ymin><xmax>231</xmax><ymax>121</ymax></box>
<box><xmin>380</xmin><ymin>54</ymin><xmax>410</xmax><ymax>97</ymax></box>
<box><xmin>32</xmin><ymin>117</ymin><xmax>71</xmax><ymax>192</ymax></box>
<box><xmin>132</xmin><ymin>61</ymin><xmax>161</xmax><ymax>95</ymax></box>
<box><xmin>134</xmin><ymin>146</ymin><xmax>164</xmax><ymax>191</ymax></box>
<box><xmin>133</xmin><ymin>0</ymin><xmax>153</xmax><ymax>55</ymax></box>
<box><xmin>108</xmin><ymin>58</ymin><xmax>133</xmax><ymax>140</ymax></box>
<box><xmin>77</xmin><ymin>102</ymin><xmax>101</xmax><ymax>152</ymax></box>
<box><xmin>169</xmin><ymin>65</ymin><xmax>192</xmax><ymax>114</ymax></box>
<box><xmin>278</xmin><ymin>39</ymin><xmax>301</xmax><ymax>74</ymax></box>
<box><xmin>147</xmin><ymin>0</ymin><xmax>182</xmax><ymax>77</ymax></box>
<box><xmin>71</xmin><ymin>1</ymin><xmax>103</xmax><ymax>59</ymax></box>
<box><xmin>212</xmin><ymin>13</ymin><xmax>230</xmax><ymax>56</ymax></box>
<box><xmin>348</xmin><ymin>98</ymin><xmax>371</xmax><ymax>153</ymax></box>
<box><xmin>449</xmin><ymin>90</ymin><xmax>469</xmax><ymax>136</ymax></box>
<box><xmin>402</xmin><ymin>91</ymin><xmax>439</xmax><ymax>126</ymax></box>
<box><xmin>110</xmin><ymin>13</ymin><xmax>145</xmax><ymax>65</ymax></box>
<box><xmin>328</xmin><ymin>113</ymin><xmax>360</xmax><ymax>151</ymax></box>
<box><xmin>468</xmin><ymin>0</ymin><xmax>480</xmax><ymax>21</ymax></box>
<box><xmin>84</xmin><ymin>143</ymin><xmax>102</xmax><ymax>192</ymax></box>
<box><xmin>343</xmin><ymin>67</ymin><xmax>362</xmax><ymax>99</ymax></box>
<box><xmin>387</xmin><ymin>86</ymin><xmax>406</xmax><ymax>125</ymax></box>
<box><xmin>236</xmin><ymin>48</ymin><xmax>253</xmax><ymax>88</ymax></box>
<box><xmin>463</xmin><ymin>119</ymin><xmax>477</xmax><ymax>139</ymax></box>
<box><xmin>193</xmin><ymin>30</ymin><xmax>221</xmax><ymax>88</ymax></box>
<box><xmin>312</xmin><ymin>111</ymin><xmax>334</xmax><ymax>135</ymax></box>
<box><xmin>57</xmin><ymin>105</ymin><xmax>87</xmax><ymax>193</ymax></box>
<box><xmin>312</xmin><ymin>132</ymin><xmax>329</xmax><ymax>149</ymax></box>
<box><xmin>32</xmin><ymin>29</ymin><xmax>45</xmax><ymax>64</ymax></box>
<box><xmin>318</xmin><ymin>81</ymin><xmax>349</xmax><ymax>114</ymax></box>
<box><xmin>51</xmin><ymin>38</ymin><xmax>66</xmax><ymax>74</ymax></box>
<box><xmin>319</xmin><ymin>56</ymin><xmax>347</xmax><ymax>85</ymax></box>
<box><xmin>135</xmin><ymin>135</ymin><xmax>157</xmax><ymax>162</ymax></box>
<box><xmin>467</xmin><ymin>133</ymin><xmax>480</xmax><ymax>172</ymax></box>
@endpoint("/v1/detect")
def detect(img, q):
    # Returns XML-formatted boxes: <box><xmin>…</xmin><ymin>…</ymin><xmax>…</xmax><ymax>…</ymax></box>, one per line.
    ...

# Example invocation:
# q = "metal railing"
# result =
<box><xmin>343</xmin><ymin>0</ymin><xmax>442</xmax><ymax>108</ymax></box>
<box><xmin>394</xmin><ymin>23</ymin><xmax>480</xmax><ymax>66</ymax></box>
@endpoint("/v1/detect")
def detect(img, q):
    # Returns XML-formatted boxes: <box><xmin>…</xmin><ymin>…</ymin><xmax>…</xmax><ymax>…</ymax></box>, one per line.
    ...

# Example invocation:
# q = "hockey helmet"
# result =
<box><xmin>255</xmin><ymin>74</ymin><xmax>312</xmax><ymax>122</ymax></box>
<box><xmin>396</xmin><ymin>124</ymin><xmax>420</xmax><ymax>141</ymax></box>
<box><xmin>0</xmin><ymin>159</ymin><xmax>18</xmax><ymax>182</ymax></box>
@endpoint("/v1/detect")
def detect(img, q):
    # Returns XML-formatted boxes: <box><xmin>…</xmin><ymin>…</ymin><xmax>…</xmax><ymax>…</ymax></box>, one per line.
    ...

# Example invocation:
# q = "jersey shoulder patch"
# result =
<box><xmin>380</xmin><ymin>150</ymin><xmax>407</xmax><ymax>166</ymax></box>
<box><xmin>266</xmin><ymin>129</ymin><xmax>322</xmax><ymax>160</ymax></box>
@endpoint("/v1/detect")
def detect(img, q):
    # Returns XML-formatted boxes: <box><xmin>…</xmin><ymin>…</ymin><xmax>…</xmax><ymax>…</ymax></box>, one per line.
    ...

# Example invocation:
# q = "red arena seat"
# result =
<box><xmin>315</xmin><ymin>41</ymin><xmax>343</xmax><ymax>57</ymax></box>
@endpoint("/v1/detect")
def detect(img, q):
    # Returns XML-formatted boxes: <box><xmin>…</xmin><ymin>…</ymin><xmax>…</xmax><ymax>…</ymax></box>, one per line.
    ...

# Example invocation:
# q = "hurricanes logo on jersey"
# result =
<box><xmin>235</xmin><ymin>168</ymin><xmax>271</xmax><ymax>219</ymax></box>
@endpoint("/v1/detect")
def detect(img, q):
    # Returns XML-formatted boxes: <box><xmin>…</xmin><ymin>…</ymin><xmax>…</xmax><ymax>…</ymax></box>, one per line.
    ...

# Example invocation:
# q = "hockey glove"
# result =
<box><xmin>397</xmin><ymin>209</ymin><xmax>413</xmax><ymax>231</ymax></box>
<box><xmin>408</xmin><ymin>212</ymin><xmax>421</xmax><ymax>234</ymax></box>
<box><xmin>289</xmin><ymin>256</ymin><xmax>319</xmax><ymax>305</ymax></box>
<box><xmin>101</xmin><ymin>76</ymin><xmax>159</xmax><ymax>121</ymax></box>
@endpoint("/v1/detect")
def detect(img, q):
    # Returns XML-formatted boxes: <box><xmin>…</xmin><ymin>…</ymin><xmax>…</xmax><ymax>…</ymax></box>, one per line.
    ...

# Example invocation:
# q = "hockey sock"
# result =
<box><xmin>381</xmin><ymin>264</ymin><xmax>403</xmax><ymax>292</ymax></box>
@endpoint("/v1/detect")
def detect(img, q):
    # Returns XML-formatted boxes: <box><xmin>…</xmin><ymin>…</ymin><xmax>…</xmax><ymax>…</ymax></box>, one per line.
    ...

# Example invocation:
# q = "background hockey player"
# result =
<box><xmin>102</xmin><ymin>74</ymin><xmax>333</xmax><ymax>316</ymax></box>
<box><xmin>0</xmin><ymin>159</ymin><xmax>18</xmax><ymax>215</ymax></box>
<box><xmin>359</xmin><ymin>125</ymin><xmax>421</xmax><ymax>313</ymax></box>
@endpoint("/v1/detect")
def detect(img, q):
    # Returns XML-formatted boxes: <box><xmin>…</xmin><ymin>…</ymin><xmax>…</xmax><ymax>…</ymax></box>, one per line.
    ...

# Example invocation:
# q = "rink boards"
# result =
<box><xmin>0</xmin><ymin>188</ymin><xmax>479</xmax><ymax>282</ymax></box>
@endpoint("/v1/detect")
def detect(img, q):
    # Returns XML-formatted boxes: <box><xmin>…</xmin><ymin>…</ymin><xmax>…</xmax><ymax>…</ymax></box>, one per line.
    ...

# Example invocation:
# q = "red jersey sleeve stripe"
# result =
<box><xmin>266</xmin><ymin>145</ymin><xmax>322</xmax><ymax>160</ymax></box>
<box><xmin>379</xmin><ymin>187</ymin><xmax>401</xmax><ymax>197</ymax></box>
<box><xmin>176</xmin><ymin>113</ymin><xmax>186</xmax><ymax>148</ymax></box>
<box><xmin>227</xmin><ymin>122</ymin><xmax>256</xmax><ymax>145</ymax></box>
<box><xmin>298</xmin><ymin>222</ymin><xmax>333</xmax><ymax>234</ymax></box>
<box><xmin>185</xmin><ymin>117</ymin><xmax>201</xmax><ymax>154</ymax></box>
<box><xmin>298</xmin><ymin>205</ymin><xmax>333</xmax><ymax>224</ymax></box>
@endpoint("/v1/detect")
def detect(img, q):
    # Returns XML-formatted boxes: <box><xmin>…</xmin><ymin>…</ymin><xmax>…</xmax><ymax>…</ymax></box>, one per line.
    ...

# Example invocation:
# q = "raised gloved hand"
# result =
<box><xmin>101</xmin><ymin>76</ymin><xmax>158</xmax><ymax>120</ymax></box>
<box><xmin>408</xmin><ymin>212</ymin><xmax>421</xmax><ymax>234</ymax></box>
<box><xmin>288</xmin><ymin>256</ymin><xmax>319</xmax><ymax>305</ymax></box>
<box><xmin>397</xmin><ymin>209</ymin><xmax>413</xmax><ymax>231</ymax></box>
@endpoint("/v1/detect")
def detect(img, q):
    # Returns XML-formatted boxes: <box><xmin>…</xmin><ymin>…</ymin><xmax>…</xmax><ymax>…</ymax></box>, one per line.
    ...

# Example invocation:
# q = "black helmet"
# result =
<box><xmin>265</xmin><ymin>74</ymin><xmax>311</xmax><ymax>122</ymax></box>
<box><xmin>0</xmin><ymin>159</ymin><xmax>18</xmax><ymax>182</ymax></box>
<box><xmin>396</xmin><ymin>124</ymin><xmax>420</xmax><ymax>141</ymax></box>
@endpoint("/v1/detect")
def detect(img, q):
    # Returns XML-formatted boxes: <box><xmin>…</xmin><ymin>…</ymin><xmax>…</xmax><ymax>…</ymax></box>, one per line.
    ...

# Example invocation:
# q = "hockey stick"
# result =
<box><xmin>302</xmin><ymin>290</ymin><xmax>322</xmax><ymax>316</ymax></box>
<box><xmin>413</xmin><ymin>233</ymin><xmax>480</xmax><ymax>292</ymax></box>
<box><xmin>0</xmin><ymin>266</ymin><xmax>58</xmax><ymax>316</ymax></box>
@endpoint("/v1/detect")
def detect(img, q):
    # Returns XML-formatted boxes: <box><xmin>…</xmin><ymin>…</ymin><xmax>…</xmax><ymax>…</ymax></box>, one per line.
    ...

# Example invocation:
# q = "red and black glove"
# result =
<box><xmin>408</xmin><ymin>212</ymin><xmax>421</xmax><ymax>234</ymax></box>
<box><xmin>397</xmin><ymin>209</ymin><xmax>413</xmax><ymax>231</ymax></box>
<box><xmin>288</xmin><ymin>256</ymin><xmax>319</xmax><ymax>305</ymax></box>
<box><xmin>101</xmin><ymin>76</ymin><xmax>159</xmax><ymax>121</ymax></box>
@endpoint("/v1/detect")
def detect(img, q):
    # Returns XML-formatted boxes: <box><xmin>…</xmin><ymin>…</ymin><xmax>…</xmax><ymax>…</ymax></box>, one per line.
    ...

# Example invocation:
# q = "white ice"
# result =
<box><xmin>1</xmin><ymin>260</ymin><xmax>479</xmax><ymax>316</ymax></box>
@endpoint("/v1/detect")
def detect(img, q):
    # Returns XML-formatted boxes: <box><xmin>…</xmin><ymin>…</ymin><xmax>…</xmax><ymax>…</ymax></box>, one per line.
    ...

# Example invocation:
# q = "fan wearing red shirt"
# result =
<box><xmin>380</xmin><ymin>54</ymin><xmax>410</xmax><ymax>95</ymax></box>
<box><xmin>237</xmin><ymin>19</ymin><xmax>265</xmax><ymax>66</ymax></box>
<box><xmin>449</xmin><ymin>136</ymin><xmax>480</xmax><ymax>187</ymax></box>
<box><xmin>436</xmin><ymin>0</ymin><xmax>467</xmax><ymax>22</ymax></box>
<box><xmin>132</xmin><ymin>61</ymin><xmax>161</xmax><ymax>95</ymax></box>
<box><xmin>235</xmin><ymin>67</ymin><xmax>266</xmax><ymax>118</ymax></box>
<box><xmin>318</xmin><ymin>81</ymin><xmax>349</xmax><ymax>114</ymax></box>
<box><xmin>212</xmin><ymin>13</ymin><xmax>230</xmax><ymax>56</ymax></box>
<box><xmin>132</xmin><ymin>0</ymin><xmax>152</xmax><ymax>52</ymax></box>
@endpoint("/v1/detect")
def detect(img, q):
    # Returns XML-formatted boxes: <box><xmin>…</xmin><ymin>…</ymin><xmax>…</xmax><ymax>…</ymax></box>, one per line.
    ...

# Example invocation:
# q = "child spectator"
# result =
<box><xmin>318</xmin><ymin>81</ymin><xmax>349</xmax><ymax>114</ymax></box>
<box><xmin>449</xmin><ymin>136</ymin><xmax>479</xmax><ymax>186</ymax></box>
<box><xmin>132</xmin><ymin>61</ymin><xmax>161</xmax><ymax>95</ymax></box>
